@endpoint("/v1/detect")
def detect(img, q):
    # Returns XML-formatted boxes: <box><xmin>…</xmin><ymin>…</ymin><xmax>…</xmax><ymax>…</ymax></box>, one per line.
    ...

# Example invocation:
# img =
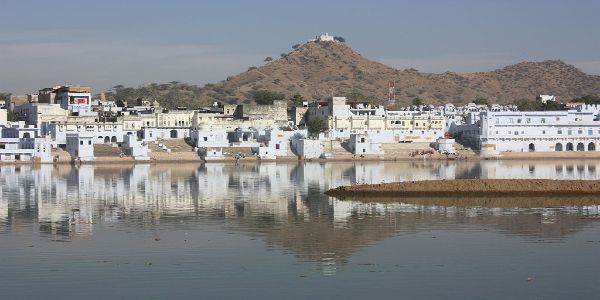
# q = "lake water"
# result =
<box><xmin>1</xmin><ymin>160</ymin><xmax>599</xmax><ymax>299</ymax></box>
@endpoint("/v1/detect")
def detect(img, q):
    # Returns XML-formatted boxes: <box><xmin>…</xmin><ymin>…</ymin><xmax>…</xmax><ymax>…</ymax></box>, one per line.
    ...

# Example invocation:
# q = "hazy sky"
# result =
<box><xmin>2</xmin><ymin>0</ymin><xmax>599</xmax><ymax>94</ymax></box>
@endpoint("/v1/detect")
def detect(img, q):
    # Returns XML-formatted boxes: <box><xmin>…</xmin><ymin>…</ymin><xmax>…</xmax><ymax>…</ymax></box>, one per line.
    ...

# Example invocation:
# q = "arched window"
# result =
<box><xmin>577</xmin><ymin>142</ymin><xmax>585</xmax><ymax>151</ymax></box>
<box><xmin>566</xmin><ymin>143</ymin><xmax>574</xmax><ymax>151</ymax></box>
<box><xmin>111</xmin><ymin>136</ymin><xmax>117</xmax><ymax>143</ymax></box>
<box><xmin>555</xmin><ymin>143</ymin><xmax>563</xmax><ymax>151</ymax></box>
<box><xmin>528</xmin><ymin>143</ymin><xmax>535</xmax><ymax>152</ymax></box>
<box><xmin>588</xmin><ymin>142</ymin><xmax>596</xmax><ymax>151</ymax></box>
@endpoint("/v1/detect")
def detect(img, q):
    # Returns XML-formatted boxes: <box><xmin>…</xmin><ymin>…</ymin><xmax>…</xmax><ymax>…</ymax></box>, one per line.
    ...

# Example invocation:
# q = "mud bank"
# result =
<box><xmin>325</xmin><ymin>179</ymin><xmax>600</xmax><ymax>198</ymax></box>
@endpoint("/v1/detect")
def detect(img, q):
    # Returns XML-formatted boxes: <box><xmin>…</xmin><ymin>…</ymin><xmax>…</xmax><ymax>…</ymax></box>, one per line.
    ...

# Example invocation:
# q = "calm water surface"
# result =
<box><xmin>1</xmin><ymin>160</ymin><xmax>599</xmax><ymax>299</ymax></box>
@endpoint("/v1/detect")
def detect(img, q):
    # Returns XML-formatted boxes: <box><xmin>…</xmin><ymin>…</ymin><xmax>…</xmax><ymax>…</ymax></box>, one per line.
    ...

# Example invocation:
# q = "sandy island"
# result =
<box><xmin>325</xmin><ymin>179</ymin><xmax>600</xmax><ymax>198</ymax></box>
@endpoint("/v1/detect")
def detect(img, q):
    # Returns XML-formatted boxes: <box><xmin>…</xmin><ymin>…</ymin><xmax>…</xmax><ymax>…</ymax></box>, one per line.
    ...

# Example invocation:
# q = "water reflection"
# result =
<box><xmin>1</xmin><ymin>160</ymin><xmax>600</xmax><ymax>269</ymax></box>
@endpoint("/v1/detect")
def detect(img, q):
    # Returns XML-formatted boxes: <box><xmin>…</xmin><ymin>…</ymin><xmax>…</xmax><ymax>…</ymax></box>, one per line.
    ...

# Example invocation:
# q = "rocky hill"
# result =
<box><xmin>105</xmin><ymin>40</ymin><xmax>600</xmax><ymax>108</ymax></box>
<box><xmin>198</xmin><ymin>41</ymin><xmax>600</xmax><ymax>107</ymax></box>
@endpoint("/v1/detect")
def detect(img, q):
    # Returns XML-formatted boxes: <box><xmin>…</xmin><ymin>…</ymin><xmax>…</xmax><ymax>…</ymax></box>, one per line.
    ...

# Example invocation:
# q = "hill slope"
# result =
<box><xmin>106</xmin><ymin>41</ymin><xmax>600</xmax><ymax>108</ymax></box>
<box><xmin>199</xmin><ymin>41</ymin><xmax>600</xmax><ymax>106</ymax></box>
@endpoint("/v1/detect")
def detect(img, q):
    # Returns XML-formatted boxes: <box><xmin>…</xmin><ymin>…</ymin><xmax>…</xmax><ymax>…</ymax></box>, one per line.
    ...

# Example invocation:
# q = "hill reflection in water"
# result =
<box><xmin>2</xmin><ymin>161</ymin><xmax>599</xmax><ymax>263</ymax></box>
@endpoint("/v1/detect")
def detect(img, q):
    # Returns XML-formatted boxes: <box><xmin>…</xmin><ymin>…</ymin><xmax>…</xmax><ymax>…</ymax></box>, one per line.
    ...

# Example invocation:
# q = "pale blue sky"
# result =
<box><xmin>2</xmin><ymin>0</ymin><xmax>599</xmax><ymax>93</ymax></box>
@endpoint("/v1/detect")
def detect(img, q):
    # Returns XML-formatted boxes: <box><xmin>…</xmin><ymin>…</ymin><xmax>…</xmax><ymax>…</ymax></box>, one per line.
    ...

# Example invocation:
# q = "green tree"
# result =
<box><xmin>250</xmin><ymin>90</ymin><xmax>284</xmax><ymax>105</ymax></box>
<box><xmin>571</xmin><ymin>95</ymin><xmax>600</xmax><ymax>105</ymax></box>
<box><xmin>7</xmin><ymin>110</ymin><xmax>18</xmax><ymax>121</ymax></box>
<box><xmin>264</xmin><ymin>56</ymin><xmax>273</xmax><ymax>62</ymax></box>
<box><xmin>513</xmin><ymin>98</ymin><xmax>565</xmax><ymax>111</ymax></box>
<box><xmin>307</xmin><ymin>117</ymin><xmax>328</xmax><ymax>137</ymax></box>
<box><xmin>412</xmin><ymin>97</ymin><xmax>423</xmax><ymax>106</ymax></box>
<box><xmin>473</xmin><ymin>97</ymin><xmax>489</xmax><ymax>105</ymax></box>
<box><xmin>345</xmin><ymin>90</ymin><xmax>365</xmax><ymax>102</ymax></box>
<box><xmin>542</xmin><ymin>101</ymin><xmax>564</xmax><ymax>111</ymax></box>
<box><xmin>334</xmin><ymin>36</ymin><xmax>346</xmax><ymax>42</ymax></box>
<box><xmin>289</xmin><ymin>93</ymin><xmax>304</xmax><ymax>107</ymax></box>
<box><xmin>292</xmin><ymin>44</ymin><xmax>301</xmax><ymax>50</ymax></box>
<box><xmin>0</xmin><ymin>92</ymin><xmax>11</xmax><ymax>101</ymax></box>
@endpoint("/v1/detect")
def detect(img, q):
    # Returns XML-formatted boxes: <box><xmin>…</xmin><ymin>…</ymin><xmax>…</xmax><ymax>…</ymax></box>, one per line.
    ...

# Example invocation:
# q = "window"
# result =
<box><xmin>517</xmin><ymin>118</ymin><xmax>522</xmax><ymax>124</ymax></box>
<box><xmin>589</xmin><ymin>129</ymin><xmax>593</xmax><ymax>135</ymax></box>
<box><xmin>542</xmin><ymin>130</ymin><xmax>546</xmax><ymax>134</ymax></box>
<box><xmin>88</xmin><ymin>141</ymin><xmax>92</xmax><ymax>145</ymax></box>
<box><xmin>80</xmin><ymin>141</ymin><xmax>83</xmax><ymax>145</ymax></box>
<box><xmin>541</xmin><ymin>118</ymin><xmax>546</xmax><ymax>124</ymax></box>
<box><xmin>578</xmin><ymin>129</ymin><xmax>583</xmax><ymax>135</ymax></box>
<box><xmin>526</xmin><ymin>118</ymin><xmax>531</xmax><ymax>123</ymax></box>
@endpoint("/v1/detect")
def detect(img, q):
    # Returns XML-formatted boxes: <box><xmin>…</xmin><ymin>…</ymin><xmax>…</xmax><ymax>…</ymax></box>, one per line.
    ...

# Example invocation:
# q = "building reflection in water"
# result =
<box><xmin>1</xmin><ymin>160</ymin><xmax>600</xmax><ymax>273</ymax></box>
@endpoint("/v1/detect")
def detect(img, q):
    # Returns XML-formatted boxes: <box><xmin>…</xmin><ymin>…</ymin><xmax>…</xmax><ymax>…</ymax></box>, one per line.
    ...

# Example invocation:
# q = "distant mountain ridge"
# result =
<box><xmin>198</xmin><ymin>41</ymin><xmax>600</xmax><ymax>106</ymax></box>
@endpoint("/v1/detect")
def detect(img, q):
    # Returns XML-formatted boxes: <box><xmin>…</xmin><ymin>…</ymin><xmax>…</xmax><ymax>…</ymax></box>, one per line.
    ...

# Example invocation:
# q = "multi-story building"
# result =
<box><xmin>307</xmin><ymin>97</ymin><xmax>446</xmax><ymax>142</ymax></box>
<box><xmin>456</xmin><ymin>105</ymin><xmax>600</xmax><ymax>155</ymax></box>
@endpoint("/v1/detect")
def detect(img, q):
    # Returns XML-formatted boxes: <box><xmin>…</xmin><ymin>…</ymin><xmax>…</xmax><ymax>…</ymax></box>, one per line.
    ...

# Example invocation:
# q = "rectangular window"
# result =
<box><xmin>541</xmin><ymin>118</ymin><xmax>546</xmax><ymax>124</ymax></box>
<box><xmin>558</xmin><ymin>130</ymin><xmax>562</xmax><ymax>134</ymax></box>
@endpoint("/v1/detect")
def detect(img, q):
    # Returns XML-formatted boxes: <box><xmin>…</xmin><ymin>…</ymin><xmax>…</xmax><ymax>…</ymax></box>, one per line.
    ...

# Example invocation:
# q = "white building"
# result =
<box><xmin>293</xmin><ymin>139</ymin><xmax>324</xmax><ymax>159</ymax></box>
<box><xmin>0</xmin><ymin>108</ymin><xmax>7</xmax><ymax>125</ymax></box>
<box><xmin>191</xmin><ymin>127</ymin><xmax>229</xmax><ymax>148</ymax></box>
<box><xmin>122</xmin><ymin>134</ymin><xmax>149</xmax><ymax>160</ymax></box>
<box><xmin>45</xmin><ymin>121</ymin><xmax>130</xmax><ymax>146</ymax></box>
<box><xmin>471</xmin><ymin>105</ymin><xmax>600</xmax><ymax>155</ymax></box>
<box><xmin>307</xmin><ymin>97</ymin><xmax>446</xmax><ymax>142</ymax></box>
<box><xmin>66</xmin><ymin>133</ymin><xmax>95</xmax><ymax>161</ymax></box>
<box><xmin>537</xmin><ymin>95</ymin><xmax>557</xmax><ymax>104</ymax></box>
<box><xmin>198</xmin><ymin>147</ymin><xmax>224</xmax><ymax>160</ymax></box>
<box><xmin>0</xmin><ymin>137</ymin><xmax>52</xmax><ymax>163</ymax></box>
<box><xmin>317</xmin><ymin>33</ymin><xmax>335</xmax><ymax>42</ymax></box>
<box><xmin>349</xmin><ymin>133</ymin><xmax>383</xmax><ymax>155</ymax></box>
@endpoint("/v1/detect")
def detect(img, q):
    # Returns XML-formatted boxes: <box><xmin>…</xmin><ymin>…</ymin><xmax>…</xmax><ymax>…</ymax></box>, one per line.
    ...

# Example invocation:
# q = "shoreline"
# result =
<box><xmin>325</xmin><ymin>179</ymin><xmax>600</xmax><ymax>199</ymax></box>
<box><xmin>5</xmin><ymin>151</ymin><xmax>600</xmax><ymax>165</ymax></box>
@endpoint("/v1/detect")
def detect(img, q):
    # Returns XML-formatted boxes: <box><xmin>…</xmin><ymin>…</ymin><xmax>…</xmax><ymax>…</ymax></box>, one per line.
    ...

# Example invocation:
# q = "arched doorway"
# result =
<box><xmin>528</xmin><ymin>143</ymin><xmax>535</xmax><ymax>152</ymax></box>
<box><xmin>111</xmin><ymin>136</ymin><xmax>117</xmax><ymax>143</ymax></box>
<box><xmin>566</xmin><ymin>143</ymin><xmax>574</xmax><ymax>151</ymax></box>
<box><xmin>577</xmin><ymin>142</ymin><xmax>585</xmax><ymax>151</ymax></box>
<box><xmin>555</xmin><ymin>143</ymin><xmax>563</xmax><ymax>151</ymax></box>
<box><xmin>588</xmin><ymin>142</ymin><xmax>596</xmax><ymax>151</ymax></box>
<box><xmin>170</xmin><ymin>130</ymin><xmax>178</xmax><ymax>138</ymax></box>
<box><xmin>104</xmin><ymin>136</ymin><xmax>110</xmax><ymax>143</ymax></box>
